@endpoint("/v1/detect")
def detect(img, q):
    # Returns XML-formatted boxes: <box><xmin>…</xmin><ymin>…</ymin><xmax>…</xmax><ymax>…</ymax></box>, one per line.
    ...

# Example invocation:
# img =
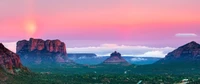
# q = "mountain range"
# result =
<box><xmin>1</xmin><ymin>38</ymin><xmax>200</xmax><ymax>83</ymax></box>
<box><xmin>1</xmin><ymin>38</ymin><xmax>200</xmax><ymax>73</ymax></box>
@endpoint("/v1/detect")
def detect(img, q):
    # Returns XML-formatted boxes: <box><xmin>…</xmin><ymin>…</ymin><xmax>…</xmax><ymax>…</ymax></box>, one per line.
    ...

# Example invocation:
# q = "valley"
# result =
<box><xmin>0</xmin><ymin>39</ymin><xmax>200</xmax><ymax>84</ymax></box>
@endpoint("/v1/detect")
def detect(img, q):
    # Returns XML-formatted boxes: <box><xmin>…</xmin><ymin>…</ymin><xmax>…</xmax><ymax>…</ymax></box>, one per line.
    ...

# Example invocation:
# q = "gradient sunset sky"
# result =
<box><xmin>1</xmin><ymin>0</ymin><xmax>200</xmax><ymax>57</ymax></box>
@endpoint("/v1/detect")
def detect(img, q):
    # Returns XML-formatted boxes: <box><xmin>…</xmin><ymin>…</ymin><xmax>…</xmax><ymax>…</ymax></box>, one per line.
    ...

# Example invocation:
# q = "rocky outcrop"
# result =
<box><xmin>103</xmin><ymin>51</ymin><xmax>129</xmax><ymax>65</ymax></box>
<box><xmin>17</xmin><ymin>38</ymin><xmax>66</xmax><ymax>55</ymax></box>
<box><xmin>17</xmin><ymin>38</ymin><xmax>71</xmax><ymax>64</ymax></box>
<box><xmin>0</xmin><ymin>43</ymin><xmax>28</xmax><ymax>74</ymax></box>
<box><xmin>155</xmin><ymin>41</ymin><xmax>200</xmax><ymax>64</ymax></box>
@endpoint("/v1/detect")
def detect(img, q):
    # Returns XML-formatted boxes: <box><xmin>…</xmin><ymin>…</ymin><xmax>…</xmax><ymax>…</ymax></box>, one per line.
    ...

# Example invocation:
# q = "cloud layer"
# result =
<box><xmin>67</xmin><ymin>44</ymin><xmax>175</xmax><ymax>58</ymax></box>
<box><xmin>175</xmin><ymin>33</ymin><xmax>197</xmax><ymax>37</ymax></box>
<box><xmin>2</xmin><ymin>42</ymin><xmax>175</xmax><ymax>58</ymax></box>
<box><xmin>131</xmin><ymin>58</ymin><xmax>147</xmax><ymax>62</ymax></box>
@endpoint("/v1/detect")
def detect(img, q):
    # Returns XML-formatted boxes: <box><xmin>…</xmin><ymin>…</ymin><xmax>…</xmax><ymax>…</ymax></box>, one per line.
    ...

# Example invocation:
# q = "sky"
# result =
<box><xmin>0</xmin><ymin>0</ymin><xmax>200</xmax><ymax>57</ymax></box>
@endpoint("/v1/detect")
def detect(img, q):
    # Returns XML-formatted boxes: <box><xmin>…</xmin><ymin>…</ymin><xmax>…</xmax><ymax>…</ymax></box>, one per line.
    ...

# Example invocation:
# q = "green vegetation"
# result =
<box><xmin>5</xmin><ymin>72</ymin><xmax>200</xmax><ymax>84</ymax></box>
<box><xmin>3</xmin><ymin>64</ymin><xmax>200</xmax><ymax>84</ymax></box>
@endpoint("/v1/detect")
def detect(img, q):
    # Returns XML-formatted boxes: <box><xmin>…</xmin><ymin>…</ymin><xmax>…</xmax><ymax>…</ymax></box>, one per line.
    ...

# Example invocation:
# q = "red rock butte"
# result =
<box><xmin>17</xmin><ymin>38</ymin><xmax>66</xmax><ymax>55</ymax></box>
<box><xmin>16</xmin><ymin>38</ymin><xmax>71</xmax><ymax>64</ymax></box>
<box><xmin>103</xmin><ymin>51</ymin><xmax>129</xmax><ymax>65</ymax></box>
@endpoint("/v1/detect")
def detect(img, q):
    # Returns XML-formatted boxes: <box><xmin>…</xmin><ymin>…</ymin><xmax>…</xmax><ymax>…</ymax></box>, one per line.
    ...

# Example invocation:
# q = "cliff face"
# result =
<box><xmin>17</xmin><ymin>38</ymin><xmax>70</xmax><ymax>64</ymax></box>
<box><xmin>17</xmin><ymin>38</ymin><xmax>66</xmax><ymax>55</ymax></box>
<box><xmin>156</xmin><ymin>41</ymin><xmax>200</xmax><ymax>64</ymax></box>
<box><xmin>103</xmin><ymin>51</ymin><xmax>129</xmax><ymax>65</ymax></box>
<box><xmin>0</xmin><ymin>43</ymin><xmax>28</xmax><ymax>74</ymax></box>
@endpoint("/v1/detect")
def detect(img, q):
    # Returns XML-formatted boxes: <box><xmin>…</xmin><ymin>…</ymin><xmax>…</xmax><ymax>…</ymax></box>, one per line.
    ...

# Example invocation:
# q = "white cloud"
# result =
<box><xmin>134</xmin><ymin>51</ymin><xmax>166</xmax><ymax>58</ymax></box>
<box><xmin>131</xmin><ymin>58</ymin><xmax>147</xmax><ymax>62</ymax></box>
<box><xmin>1</xmin><ymin>42</ymin><xmax>175</xmax><ymax>58</ymax></box>
<box><xmin>175</xmin><ymin>33</ymin><xmax>197</xmax><ymax>37</ymax></box>
<box><xmin>67</xmin><ymin>44</ymin><xmax>175</xmax><ymax>58</ymax></box>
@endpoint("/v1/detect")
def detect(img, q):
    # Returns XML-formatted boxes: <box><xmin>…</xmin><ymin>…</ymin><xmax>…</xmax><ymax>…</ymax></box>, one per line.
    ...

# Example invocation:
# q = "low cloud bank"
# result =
<box><xmin>2</xmin><ymin>42</ymin><xmax>175</xmax><ymax>58</ymax></box>
<box><xmin>175</xmin><ymin>33</ymin><xmax>197</xmax><ymax>37</ymax></box>
<box><xmin>68</xmin><ymin>44</ymin><xmax>175</xmax><ymax>58</ymax></box>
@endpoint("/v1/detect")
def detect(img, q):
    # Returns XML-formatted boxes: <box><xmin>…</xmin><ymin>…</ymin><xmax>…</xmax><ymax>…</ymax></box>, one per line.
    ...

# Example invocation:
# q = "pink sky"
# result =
<box><xmin>0</xmin><ymin>0</ymin><xmax>200</xmax><ymax>47</ymax></box>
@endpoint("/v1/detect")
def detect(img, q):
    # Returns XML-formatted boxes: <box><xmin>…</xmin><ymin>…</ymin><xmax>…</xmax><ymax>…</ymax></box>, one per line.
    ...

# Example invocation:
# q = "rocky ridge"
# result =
<box><xmin>156</xmin><ymin>41</ymin><xmax>200</xmax><ymax>64</ymax></box>
<box><xmin>0</xmin><ymin>43</ymin><xmax>28</xmax><ymax>74</ymax></box>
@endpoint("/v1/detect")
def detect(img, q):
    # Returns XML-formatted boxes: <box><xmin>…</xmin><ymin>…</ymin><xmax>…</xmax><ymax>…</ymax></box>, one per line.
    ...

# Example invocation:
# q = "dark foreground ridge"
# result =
<box><xmin>0</xmin><ymin>43</ymin><xmax>28</xmax><ymax>74</ymax></box>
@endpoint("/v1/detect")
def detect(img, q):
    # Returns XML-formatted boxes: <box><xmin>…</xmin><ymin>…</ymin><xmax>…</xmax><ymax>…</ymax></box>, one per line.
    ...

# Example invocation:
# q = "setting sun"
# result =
<box><xmin>1</xmin><ymin>1</ymin><xmax>200</xmax><ymax>84</ymax></box>
<box><xmin>25</xmin><ymin>20</ymin><xmax>37</xmax><ymax>37</ymax></box>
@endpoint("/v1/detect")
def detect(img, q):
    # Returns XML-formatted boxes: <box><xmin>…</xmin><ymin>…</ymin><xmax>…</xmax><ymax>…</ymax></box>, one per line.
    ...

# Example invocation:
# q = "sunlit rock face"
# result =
<box><xmin>17</xmin><ymin>38</ymin><xmax>66</xmax><ymax>54</ymax></box>
<box><xmin>156</xmin><ymin>41</ymin><xmax>200</xmax><ymax>64</ymax></box>
<box><xmin>0</xmin><ymin>43</ymin><xmax>28</xmax><ymax>74</ymax></box>
<box><xmin>17</xmin><ymin>38</ymin><xmax>70</xmax><ymax>64</ymax></box>
<box><xmin>103</xmin><ymin>51</ymin><xmax>129</xmax><ymax>65</ymax></box>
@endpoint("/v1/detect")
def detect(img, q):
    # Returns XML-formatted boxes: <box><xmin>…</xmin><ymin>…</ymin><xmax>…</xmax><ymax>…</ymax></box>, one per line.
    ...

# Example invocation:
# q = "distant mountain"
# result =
<box><xmin>124</xmin><ymin>57</ymin><xmax>161</xmax><ymax>65</ymax></box>
<box><xmin>68</xmin><ymin>55</ymin><xmax>160</xmax><ymax>65</ymax></box>
<box><xmin>69</xmin><ymin>56</ymin><xmax>108</xmax><ymax>65</ymax></box>
<box><xmin>17</xmin><ymin>38</ymin><xmax>73</xmax><ymax>65</ymax></box>
<box><xmin>155</xmin><ymin>41</ymin><xmax>200</xmax><ymax>64</ymax></box>
<box><xmin>68</xmin><ymin>53</ymin><xmax>97</xmax><ymax>59</ymax></box>
<box><xmin>102</xmin><ymin>51</ymin><xmax>129</xmax><ymax>65</ymax></box>
<box><xmin>0</xmin><ymin>43</ymin><xmax>28</xmax><ymax>74</ymax></box>
<box><xmin>68</xmin><ymin>53</ymin><xmax>104</xmax><ymax>65</ymax></box>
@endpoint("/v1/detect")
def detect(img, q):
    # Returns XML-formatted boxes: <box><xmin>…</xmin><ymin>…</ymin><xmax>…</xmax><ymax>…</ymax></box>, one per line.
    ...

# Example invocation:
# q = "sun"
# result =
<box><xmin>25</xmin><ymin>20</ymin><xmax>37</xmax><ymax>37</ymax></box>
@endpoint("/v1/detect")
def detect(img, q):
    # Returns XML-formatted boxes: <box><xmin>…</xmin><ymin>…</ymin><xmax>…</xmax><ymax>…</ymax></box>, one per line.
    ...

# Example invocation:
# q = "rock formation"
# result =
<box><xmin>17</xmin><ymin>38</ymin><xmax>71</xmax><ymax>64</ymax></box>
<box><xmin>0</xmin><ymin>43</ymin><xmax>28</xmax><ymax>74</ymax></box>
<box><xmin>103</xmin><ymin>51</ymin><xmax>129</xmax><ymax>65</ymax></box>
<box><xmin>155</xmin><ymin>41</ymin><xmax>200</xmax><ymax>64</ymax></box>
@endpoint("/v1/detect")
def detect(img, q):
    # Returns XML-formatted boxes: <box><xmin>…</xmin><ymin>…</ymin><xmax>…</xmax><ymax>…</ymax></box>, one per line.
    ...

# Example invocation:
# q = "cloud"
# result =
<box><xmin>131</xmin><ymin>58</ymin><xmax>147</xmax><ymax>62</ymax></box>
<box><xmin>134</xmin><ymin>51</ymin><xmax>166</xmax><ymax>58</ymax></box>
<box><xmin>2</xmin><ymin>42</ymin><xmax>175</xmax><ymax>58</ymax></box>
<box><xmin>175</xmin><ymin>33</ymin><xmax>197</xmax><ymax>37</ymax></box>
<box><xmin>67</xmin><ymin>44</ymin><xmax>175</xmax><ymax>58</ymax></box>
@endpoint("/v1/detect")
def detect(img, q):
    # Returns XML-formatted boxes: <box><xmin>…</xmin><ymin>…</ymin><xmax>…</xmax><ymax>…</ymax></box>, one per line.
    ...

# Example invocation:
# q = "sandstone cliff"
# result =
<box><xmin>17</xmin><ymin>38</ymin><xmax>71</xmax><ymax>64</ymax></box>
<box><xmin>0</xmin><ymin>43</ymin><xmax>28</xmax><ymax>74</ymax></box>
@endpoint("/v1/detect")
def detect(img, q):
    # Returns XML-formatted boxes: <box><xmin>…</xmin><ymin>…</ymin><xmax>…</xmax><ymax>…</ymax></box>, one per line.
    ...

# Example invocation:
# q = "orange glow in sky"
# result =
<box><xmin>0</xmin><ymin>0</ymin><xmax>200</xmax><ymax>45</ymax></box>
<box><xmin>24</xmin><ymin>20</ymin><xmax>37</xmax><ymax>37</ymax></box>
